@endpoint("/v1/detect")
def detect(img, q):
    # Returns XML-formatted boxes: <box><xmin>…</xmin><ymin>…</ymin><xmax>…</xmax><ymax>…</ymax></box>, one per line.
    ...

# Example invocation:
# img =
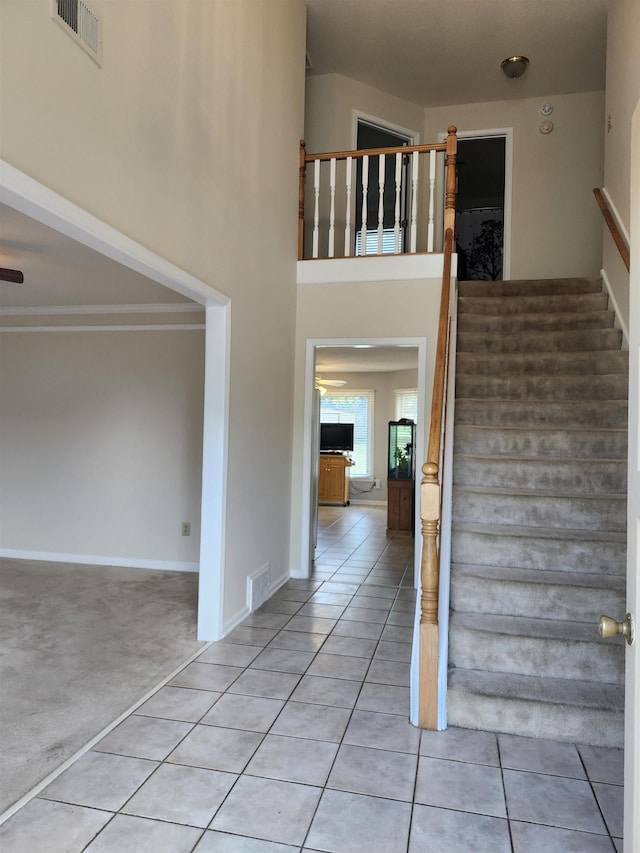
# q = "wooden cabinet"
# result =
<box><xmin>318</xmin><ymin>454</ymin><xmax>353</xmax><ymax>506</ymax></box>
<box><xmin>387</xmin><ymin>478</ymin><xmax>415</xmax><ymax>536</ymax></box>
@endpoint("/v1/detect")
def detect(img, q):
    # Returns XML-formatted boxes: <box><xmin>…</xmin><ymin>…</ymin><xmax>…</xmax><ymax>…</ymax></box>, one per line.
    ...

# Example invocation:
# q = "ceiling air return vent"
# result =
<box><xmin>52</xmin><ymin>0</ymin><xmax>102</xmax><ymax>66</ymax></box>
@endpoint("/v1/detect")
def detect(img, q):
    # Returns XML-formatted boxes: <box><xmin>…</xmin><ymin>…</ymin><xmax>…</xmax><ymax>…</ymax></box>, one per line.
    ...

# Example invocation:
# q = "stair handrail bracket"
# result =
<box><xmin>298</xmin><ymin>127</ymin><xmax>458</xmax><ymax>260</ymax></box>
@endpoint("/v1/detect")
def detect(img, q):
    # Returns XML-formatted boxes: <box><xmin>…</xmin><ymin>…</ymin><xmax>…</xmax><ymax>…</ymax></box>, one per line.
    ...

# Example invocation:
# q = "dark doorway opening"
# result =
<box><xmin>355</xmin><ymin>121</ymin><xmax>413</xmax><ymax>255</ymax></box>
<box><xmin>455</xmin><ymin>137</ymin><xmax>506</xmax><ymax>281</ymax></box>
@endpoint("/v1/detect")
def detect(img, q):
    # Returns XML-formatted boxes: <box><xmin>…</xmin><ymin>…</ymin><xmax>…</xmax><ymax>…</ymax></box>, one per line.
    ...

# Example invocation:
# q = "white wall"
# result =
<box><xmin>290</xmin><ymin>277</ymin><xmax>441</xmax><ymax>575</ymax></box>
<box><xmin>0</xmin><ymin>0</ymin><xmax>306</xmax><ymax>626</ymax></box>
<box><xmin>304</xmin><ymin>74</ymin><xmax>604</xmax><ymax>280</ymax></box>
<box><xmin>0</xmin><ymin>329</ymin><xmax>204</xmax><ymax>567</ymax></box>
<box><xmin>601</xmin><ymin>0</ymin><xmax>640</xmax><ymax>331</ymax></box>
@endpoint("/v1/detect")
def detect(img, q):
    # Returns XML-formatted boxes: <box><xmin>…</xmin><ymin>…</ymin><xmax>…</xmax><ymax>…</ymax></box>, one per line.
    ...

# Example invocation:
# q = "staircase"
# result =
<box><xmin>447</xmin><ymin>277</ymin><xmax>628</xmax><ymax>748</ymax></box>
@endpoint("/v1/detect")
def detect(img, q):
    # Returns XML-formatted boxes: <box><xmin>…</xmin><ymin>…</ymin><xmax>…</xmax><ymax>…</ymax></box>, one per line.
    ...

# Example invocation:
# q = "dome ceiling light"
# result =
<box><xmin>501</xmin><ymin>55</ymin><xmax>530</xmax><ymax>79</ymax></box>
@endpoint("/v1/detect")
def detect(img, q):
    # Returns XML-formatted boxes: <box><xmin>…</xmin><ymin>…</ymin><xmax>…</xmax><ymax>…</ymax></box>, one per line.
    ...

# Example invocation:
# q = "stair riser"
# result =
<box><xmin>451</xmin><ymin>529</ymin><xmax>626</xmax><ymax>575</ymax></box>
<box><xmin>456</xmin><ymin>374</ymin><xmax>628</xmax><ymax>401</ymax></box>
<box><xmin>446</xmin><ymin>691</ymin><xmax>623</xmax><ymax>748</ymax></box>
<box><xmin>455</xmin><ymin>400</ymin><xmax>628</xmax><ymax>429</ymax></box>
<box><xmin>453</xmin><ymin>457</ymin><xmax>627</xmax><ymax>493</ymax></box>
<box><xmin>452</xmin><ymin>489</ymin><xmax>626</xmax><ymax>532</ymax></box>
<box><xmin>458</xmin><ymin>278</ymin><xmax>603</xmax><ymax>298</ymax></box>
<box><xmin>449</xmin><ymin>628</ymin><xmax>624</xmax><ymax>684</ymax></box>
<box><xmin>453</xmin><ymin>427</ymin><xmax>628</xmax><ymax>459</ymax></box>
<box><xmin>458</xmin><ymin>292</ymin><xmax>609</xmax><ymax>315</ymax></box>
<box><xmin>458</xmin><ymin>311</ymin><xmax>614</xmax><ymax>334</ymax></box>
<box><xmin>456</xmin><ymin>351</ymin><xmax>629</xmax><ymax>377</ymax></box>
<box><xmin>457</xmin><ymin>329</ymin><xmax>623</xmax><ymax>353</ymax></box>
<box><xmin>450</xmin><ymin>576</ymin><xmax>625</xmax><ymax>623</ymax></box>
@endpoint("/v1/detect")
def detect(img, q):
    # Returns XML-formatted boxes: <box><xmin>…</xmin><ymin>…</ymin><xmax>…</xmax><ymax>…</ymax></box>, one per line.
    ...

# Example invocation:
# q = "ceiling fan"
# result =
<box><xmin>0</xmin><ymin>267</ymin><xmax>24</xmax><ymax>283</ymax></box>
<box><xmin>315</xmin><ymin>376</ymin><xmax>346</xmax><ymax>395</ymax></box>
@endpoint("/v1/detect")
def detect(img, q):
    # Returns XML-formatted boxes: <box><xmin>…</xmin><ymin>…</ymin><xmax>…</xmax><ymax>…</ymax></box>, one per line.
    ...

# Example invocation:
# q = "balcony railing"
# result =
<box><xmin>298</xmin><ymin>127</ymin><xmax>458</xmax><ymax>261</ymax></box>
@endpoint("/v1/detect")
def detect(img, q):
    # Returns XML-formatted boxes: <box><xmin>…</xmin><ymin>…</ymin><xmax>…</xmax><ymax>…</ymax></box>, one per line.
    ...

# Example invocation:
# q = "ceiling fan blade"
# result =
<box><xmin>0</xmin><ymin>267</ymin><xmax>24</xmax><ymax>283</ymax></box>
<box><xmin>315</xmin><ymin>377</ymin><xmax>346</xmax><ymax>386</ymax></box>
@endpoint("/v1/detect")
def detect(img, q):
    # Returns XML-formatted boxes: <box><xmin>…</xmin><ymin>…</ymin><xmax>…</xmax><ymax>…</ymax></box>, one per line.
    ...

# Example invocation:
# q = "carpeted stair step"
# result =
<box><xmin>458</xmin><ymin>277</ymin><xmax>603</xmax><ymax>298</ymax></box>
<box><xmin>453</xmin><ymin>454</ymin><xmax>627</xmax><ymax>493</ymax></box>
<box><xmin>450</xmin><ymin>564</ymin><xmax>626</xmax><ymax>622</ymax></box>
<box><xmin>456</xmin><ymin>350</ymin><xmax>629</xmax><ymax>377</ymax></box>
<box><xmin>452</xmin><ymin>485</ymin><xmax>626</xmax><ymax>531</ymax></box>
<box><xmin>455</xmin><ymin>399</ymin><xmax>628</xmax><ymax>429</ymax></box>
<box><xmin>453</xmin><ymin>425</ymin><xmax>628</xmax><ymax>459</ymax></box>
<box><xmin>458</xmin><ymin>291</ymin><xmax>609</xmax><ymax>315</ymax></box>
<box><xmin>447</xmin><ymin>669</ymin><xmax>624</xmax><ymax>747</ymax></box>
<box><xmin>458</xmin><ymin>309</ymin><xmax>615</xmax><ymax>334</ymax></box>
<box><xmin>456</xmin><ymin>373</ymin><xmax>628</xmax><ymax>401</ymax></box>
<box><xmin>449</xmin><ymin>612</ymin><xmax>624</xmax><ymax>684</ymax></box>
<box><xmin>457</xmin><ymin>327</ymin><xmax>623</xmax><ymax>353</ymax></box>
<box><xmin>451</xmin><ymin>522</ymin><xmax>626</xmax><ymax>575</ymax></box>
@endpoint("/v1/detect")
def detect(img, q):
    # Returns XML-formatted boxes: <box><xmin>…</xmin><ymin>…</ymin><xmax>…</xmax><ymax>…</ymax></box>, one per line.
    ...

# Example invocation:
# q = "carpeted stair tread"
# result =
<box><xmin>453</xmin><ymin>454</ymin><xmax>626</xmax><ymax>493</ymax></box>
<box><xmin>458</xmin><ymin>309</ymin><xmax>614</xmax><ymax>334</ymax></box>
<box><xmin>452</xmin><ymin>520</ymin><xmax>626</xmax><ymax>543</ymax></box>
<box><xmin>458</xmin><ymin>278</ymin><xmax>603</xmax><ymax>298</ymax></box>
<box><xmin>456</xmin><ymin>373</ymin><xmax>628</xmax><ymax>401</ymax></box>
<box><xmin>455</xmin><ymin>399</ymin><xmax>627</xmax><ymax>428</ymax></box>
<box><xmin>450</xmin><ymin>611</ymin><xmax>611</xmax><ymax>644</ymax></box>
<box><xmin>452</xmin><ymin>563</ymin><xmax>626</xmax><ymax>588</ymax></box>
<box><xmin>457</xmin><ymin>328</ymin><xmax>623</xmax><ymax>353</ymax></box>
<box><xmin>453</xmin><ymin>426</ymin><xmax>627</xmax><ymax>458</ymax></box>
<box><xmin>456</xmin><ymin>350</ymin><xmax>629</xmax><ymax>376</ymax></box>
<box><xmin>458</xmin><ymin>292</ymin><xmax>609</xmax><ymax>315</ymax></box>
<box><xmin>448</xmin><ymin>668</ymin><xmax>624</xmax><ymax>712</ymax></box>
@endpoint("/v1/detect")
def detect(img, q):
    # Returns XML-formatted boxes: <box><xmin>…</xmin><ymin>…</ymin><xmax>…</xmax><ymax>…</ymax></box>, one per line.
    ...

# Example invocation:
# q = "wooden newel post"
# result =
<box><xmin>420</xmin><ymin>461</ymin><xmax>440</xmax><ymax>625</ymax></box>
<box><xmin>419</xmin><ymin>460</ymin><xmax>440</xmax><ymax>728</ymax></box>
<box><xmin>444</xmin><ymin>126</ymin><xmax>457</xmax><ymax>238</ymax></box>
<box><xmin>298</xmin><ymin>140</ymin><xmax>307</xmax><ymax>260</ymax></box>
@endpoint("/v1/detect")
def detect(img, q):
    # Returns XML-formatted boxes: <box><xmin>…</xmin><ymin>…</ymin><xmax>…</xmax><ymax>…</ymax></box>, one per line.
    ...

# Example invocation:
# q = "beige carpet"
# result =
<box><xmin>0</xmin><ymin>558</ymin><xmax>205</xmax><ymax>815</ymax></box>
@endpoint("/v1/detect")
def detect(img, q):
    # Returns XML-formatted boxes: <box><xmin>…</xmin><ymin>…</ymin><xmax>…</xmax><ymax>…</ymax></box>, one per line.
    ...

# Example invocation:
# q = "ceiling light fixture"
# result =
<box><xmin>501</xmin><ymin>55</ymin><xmax>529</xmax><ymax>79</ymax></box>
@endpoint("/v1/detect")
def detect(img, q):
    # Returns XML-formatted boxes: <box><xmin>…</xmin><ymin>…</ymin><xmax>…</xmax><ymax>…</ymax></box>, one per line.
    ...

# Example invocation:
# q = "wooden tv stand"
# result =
<box><xmin>318</xmin><ymin>453</ymin><xmax>353</xmax><ymax>506</ymax></box>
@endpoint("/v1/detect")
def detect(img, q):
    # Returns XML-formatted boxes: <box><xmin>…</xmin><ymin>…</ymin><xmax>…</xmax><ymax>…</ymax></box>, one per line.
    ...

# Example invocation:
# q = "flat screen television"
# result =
<box><xmin>320</xmin><ymin>422</ymin><xmax>354</xmax><ymax>452</ymax></box>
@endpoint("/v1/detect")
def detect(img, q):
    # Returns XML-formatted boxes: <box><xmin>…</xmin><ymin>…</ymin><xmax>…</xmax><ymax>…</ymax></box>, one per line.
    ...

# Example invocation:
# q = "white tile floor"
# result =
<box><xmin>0</xmin><ymin>506</ymin><xmax>624</xmax><ymax>852</ymax></box>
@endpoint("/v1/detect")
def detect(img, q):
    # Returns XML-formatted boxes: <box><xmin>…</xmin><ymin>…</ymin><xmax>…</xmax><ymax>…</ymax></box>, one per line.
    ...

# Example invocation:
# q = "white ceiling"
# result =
<box><xmin>306</xmin><ymin>0</ymin><xmax>609</xmax><ymax>108</ymax></box>
<box><xmin>316</xmin><ymin>345</ymin><xmax>419</xmax><ymax>374</ymax></box>
<box><xmin>0</xmin><ymin>204</ymin><xmax>194</xmax><ymax>310</ymax></box>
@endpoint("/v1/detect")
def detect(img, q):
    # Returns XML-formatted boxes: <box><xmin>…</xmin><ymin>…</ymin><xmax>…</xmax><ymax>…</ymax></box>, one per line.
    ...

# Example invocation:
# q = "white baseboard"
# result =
<box><xmin>222</xmin><ymin>604</ymin><xmax>250</xmax><ymax>636</ymax></box>
<box><xmin>601</xmin><ymin>267</ymin><xmax>629</xmax><ymax>346</ymax></box>
<box><xmin>0</xmin><ymin>549</ymin><xmax>199</xmax><ymax>573</ymax></box>
<box><xmin>348</xmin><ymin>499</ymin><xmax>388</xmax><ymax>507</ymax></box>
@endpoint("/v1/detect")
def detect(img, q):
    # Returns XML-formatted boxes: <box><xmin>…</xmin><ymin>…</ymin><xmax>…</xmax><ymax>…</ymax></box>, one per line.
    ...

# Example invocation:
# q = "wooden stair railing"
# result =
<box><xmin>594</xmin><ymin>188</ymin><xmax>630</xmax><ymax>272</ymax></box>
<box><xmin>298</xmin><ymin>127</ymin><xmax>458</xmax><ymax>260</ymax></box>
<box><xmin>418</xmin><ymin>129</ymin><xmax>457</xmax><ymax>729</ymax></box>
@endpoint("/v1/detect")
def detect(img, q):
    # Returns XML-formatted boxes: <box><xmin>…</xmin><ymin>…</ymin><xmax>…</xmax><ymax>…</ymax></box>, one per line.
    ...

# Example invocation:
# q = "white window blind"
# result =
<box><xmin>320</xmin><ymin>390</ymin><xmax>374</xmax><ymax>477</ymax></box>
<box><xmin>395</xmin><ymin>388</ymin><xmax>418</xmax><ymax>422</ymax></box>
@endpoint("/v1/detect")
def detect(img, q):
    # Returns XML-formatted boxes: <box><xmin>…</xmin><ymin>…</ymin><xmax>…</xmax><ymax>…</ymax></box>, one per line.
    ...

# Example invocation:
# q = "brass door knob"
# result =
<box><xmin>599</xmin><ymin>613</ymin><xmax>634</xmax><ymax>646</ymax></box>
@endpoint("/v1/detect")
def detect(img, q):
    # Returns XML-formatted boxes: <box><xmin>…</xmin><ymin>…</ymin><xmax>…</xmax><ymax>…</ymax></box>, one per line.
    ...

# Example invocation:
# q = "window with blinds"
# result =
<box><xmin>320</xmin><ymin>390</ymin><xmax>374</xmax><ymax>477</ymax></box>
<box><xmin>395</xmin><ymin>388</ymin><xmax>418</xmax><ymax>422</ymax></box>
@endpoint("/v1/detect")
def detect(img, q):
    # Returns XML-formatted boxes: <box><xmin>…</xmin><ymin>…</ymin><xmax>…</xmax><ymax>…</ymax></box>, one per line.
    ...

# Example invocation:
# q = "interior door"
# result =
<box><xmin>623</xmin><ymin>102</ymin><xmax>640</xmax><ymax>851</ymax></box>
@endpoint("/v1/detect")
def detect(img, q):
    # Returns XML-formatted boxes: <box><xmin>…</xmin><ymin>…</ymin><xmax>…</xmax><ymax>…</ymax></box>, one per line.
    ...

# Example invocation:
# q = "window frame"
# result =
<box><xmin>320</xmin><ymin>388</ymin><xmax>375</xmax><ymax>479</ymax></box>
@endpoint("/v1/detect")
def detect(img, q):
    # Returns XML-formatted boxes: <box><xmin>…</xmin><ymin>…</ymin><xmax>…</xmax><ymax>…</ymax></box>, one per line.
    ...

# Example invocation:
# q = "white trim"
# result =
<box><xmin>438</xmin><ymin>127</ymin><xmax>513</xmax><ymax>280</ymax></box>
<box><xmin>0</xmin><ymin>324</ymin><xmax>205</xmax><ymax>333</ymax></box>
<box><xmin>0</xmin><ymin>550</ymin><xmax>199</xmax><ymax>572</ymax></box>
<box><xmin>0</xmin><ymin>640</ymin><xmax>210</xmax><ymax>826</ymax></box>
<box><xmin>0</xmin><ymin>303</ymin><xmax>203</xmax><ymax>317</ymax></box>
<box><xmin>602</xmin><ymin>186</ymin><xmax>631</xmax><ymax>245</ymax></box>
<box><xmin>296</xmin><ymin>336</ymin><xmax>427</xmax><ymax>580</ymax></box>
<box><xmin>0</xmin><ymin>160</ymin><xmax>227</xmax><ymax>307</ymax></box>
<box><xmin>351</xmin><ymin>111</ymin><xmax>420</xmax><ymax>150</ymax></box>
<box><xmin>197</xmin><ymin>303</ymin><xmax>230</xmax><ymax>641</ymax></box>
<box><xmin>601</xmin><ymin>267</ymin><xmax>630</xmax><ymax>345</ymax></box>
<box><xmin>0</xmin><ymin>163</ymin><xmax>229</xmax><ymax>643</ymax></box>
<box><xmin>349</xmin><ymin>498</ymin><xmax>387</xmax><ymax>507</ymax></box>
<box><xmin>297</xmin><ymin>253</ymin><xmax>455</xmax><ymax>285</ymax></box>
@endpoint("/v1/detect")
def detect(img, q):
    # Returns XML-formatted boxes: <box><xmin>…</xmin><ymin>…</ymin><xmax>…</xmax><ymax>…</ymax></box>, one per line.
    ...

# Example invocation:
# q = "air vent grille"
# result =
<box><xmin>52</xmin><ymin>0</ymin><xmax>102</xmax><ymax>65</ymax></box>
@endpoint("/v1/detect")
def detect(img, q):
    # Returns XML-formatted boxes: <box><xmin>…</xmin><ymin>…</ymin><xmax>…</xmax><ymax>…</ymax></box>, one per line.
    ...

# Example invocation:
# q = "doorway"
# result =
<box><xmin>439</xmin><ymin>128</ymin><xmax>512</xmax><ymax>280</ymax></box>
<box><xmin>354</xmin><ymin>119</ymin><xmax>415</xmax><ymax>255</ymax></box>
